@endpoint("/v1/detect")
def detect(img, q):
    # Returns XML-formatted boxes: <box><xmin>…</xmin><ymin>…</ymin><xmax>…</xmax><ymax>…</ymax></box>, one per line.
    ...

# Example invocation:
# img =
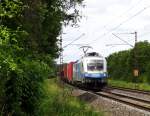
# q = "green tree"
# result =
<box><xmin>0</xmin><ymin>0</ymin><xmax>83</xmax><ymax>115</ymax></box>
<box><xmin>107</xmin><ymin>41</ymin><xmax>150</xmax><ymax>83</ymax></box>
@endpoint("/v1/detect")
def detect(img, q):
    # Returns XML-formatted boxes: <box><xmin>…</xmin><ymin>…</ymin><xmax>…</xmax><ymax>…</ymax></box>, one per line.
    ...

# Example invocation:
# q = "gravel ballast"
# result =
<box><xmin>71</xmin><ymin>88</ymin><xmax>150</xmax><ymax>116</ymax></box>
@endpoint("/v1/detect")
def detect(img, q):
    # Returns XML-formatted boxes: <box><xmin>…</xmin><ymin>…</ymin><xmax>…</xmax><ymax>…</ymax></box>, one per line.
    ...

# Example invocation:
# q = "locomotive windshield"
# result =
<box><xmin>87</xmin><ymin>60</ymin><xmax>103</xmax><ymax>71</ymax></box>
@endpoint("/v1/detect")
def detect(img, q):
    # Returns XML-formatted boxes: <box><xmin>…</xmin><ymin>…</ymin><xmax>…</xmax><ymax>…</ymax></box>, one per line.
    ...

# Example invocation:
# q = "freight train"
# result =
<box><xmin>60</xmin><ymin>52</ymin><xmax>108</xmax><ymax>88</ymax></box>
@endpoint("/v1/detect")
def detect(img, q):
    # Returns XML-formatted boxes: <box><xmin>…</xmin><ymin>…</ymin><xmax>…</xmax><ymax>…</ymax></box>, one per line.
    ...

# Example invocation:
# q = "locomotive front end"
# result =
<box><xmin>83</xmin><ymin>52</ymin><xmax>108</xmax><ymax>86</ymax></box>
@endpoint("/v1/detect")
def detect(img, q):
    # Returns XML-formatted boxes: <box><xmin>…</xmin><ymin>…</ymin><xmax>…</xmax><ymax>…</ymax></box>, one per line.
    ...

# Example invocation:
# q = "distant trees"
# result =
<box><xmin>0</xmin><ymin>0</ymin><xmax>83</xmax><ymax>115</ymax></box>
<box><xmin>107</xmin><ymin>41</ymin><xmax>150</xmax><ymax>84</ymax></box>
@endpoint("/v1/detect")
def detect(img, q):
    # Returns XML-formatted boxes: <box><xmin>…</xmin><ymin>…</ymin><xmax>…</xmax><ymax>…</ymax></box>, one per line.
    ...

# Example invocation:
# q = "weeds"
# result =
<box><xmin>38</xmin><ymin>79</ymin><xmax>104</xmax><ymax>116</ymax></box>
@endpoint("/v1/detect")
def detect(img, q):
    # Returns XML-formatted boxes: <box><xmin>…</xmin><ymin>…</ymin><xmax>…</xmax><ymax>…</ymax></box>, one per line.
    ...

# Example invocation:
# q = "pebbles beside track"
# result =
<box><xmin>98</xmin><ymin>86</ymin><xmax>150</xmax><ymax>114</ymax></box>
<box><xmin>67</xmin><ymin>84</ymin><xmax>150</xmax><ymax>115</ymax></box>
<box><xmin>61</xmin><ymin>80</ymin><xmax>150</xmax><ymax>115</ymax></box>
<box><xmin>102</xmin><ymin>86</ymin><xmax>150</xmax><ymax>106</ymax></box>
<box><xmin>95</xmin><ymin>91</ymin><xmax>150</xmax><ymax>112</ymax></box>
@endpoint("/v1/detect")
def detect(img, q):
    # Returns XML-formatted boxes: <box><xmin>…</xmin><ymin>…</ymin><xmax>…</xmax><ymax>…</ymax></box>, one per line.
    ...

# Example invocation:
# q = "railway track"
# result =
<box><xmin>95</xmin><ymin>91</ymin><xmax>150</xmax><ymax>112</ymax></box>
<box><xmin>106</xmin><ymin>86</ymin><xmax>150</xmax><ymax>95</ymax></box>
<box><xmin>95</xmin><ymin>86</ymin><xmax>150</xmax><ymax>112</ymax></box>
<box><xmin>62</xmin><ymin>80</ymin><xmax>150</xmax><ymax>112</ymax></box>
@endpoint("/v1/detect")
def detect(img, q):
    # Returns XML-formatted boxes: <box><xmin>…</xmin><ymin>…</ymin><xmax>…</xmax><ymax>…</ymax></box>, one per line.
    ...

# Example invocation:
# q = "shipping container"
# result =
<box><xmin>67</xmin><ymin>62</ymin><xmax>74</xmax><ymax>82</ymax></box>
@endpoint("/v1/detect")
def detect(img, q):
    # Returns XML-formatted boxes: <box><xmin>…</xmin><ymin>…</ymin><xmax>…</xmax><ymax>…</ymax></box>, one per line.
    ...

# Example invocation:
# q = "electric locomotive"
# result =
<box><xmin>61</xmin><ymin>52</ymin><xmax>108</xmax><ymax>88</ymax></box>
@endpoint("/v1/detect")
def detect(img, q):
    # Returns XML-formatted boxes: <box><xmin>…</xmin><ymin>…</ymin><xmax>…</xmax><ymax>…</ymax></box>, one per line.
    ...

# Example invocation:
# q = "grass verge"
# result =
<box><xmin>108</xmin><ymin>79</ymin><xmax>150</xmax><ymax>91</ymax></box>
<box><xmin>38</xmin><ymin>78</ymin><xmax>104</xmax><ymax>116</ymax></box>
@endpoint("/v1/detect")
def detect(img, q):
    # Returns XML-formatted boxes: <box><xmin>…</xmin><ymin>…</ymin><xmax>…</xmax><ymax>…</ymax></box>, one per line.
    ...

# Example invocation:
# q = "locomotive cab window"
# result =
<box><xmin>87</xmin><ymin>60</ymin><xmax>103</xmax><ymax>71</ymax></box>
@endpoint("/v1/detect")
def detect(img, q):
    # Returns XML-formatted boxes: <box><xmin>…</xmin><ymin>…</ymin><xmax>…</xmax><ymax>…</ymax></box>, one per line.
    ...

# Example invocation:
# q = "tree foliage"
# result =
<box><xmin>0</xmin><ymin>0</ymin><xmax>83</xmax><ymax>115</ymax></box>
<box><xmin>107</xmin><ymin>41</ymin><xmax>150</xmax><ymax>83</ymax></box>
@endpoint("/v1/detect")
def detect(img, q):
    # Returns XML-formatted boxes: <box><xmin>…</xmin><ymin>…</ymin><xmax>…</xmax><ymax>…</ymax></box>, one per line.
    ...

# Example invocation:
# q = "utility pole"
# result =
<box><xmin>133</xmin><ymin>31</ymin><xmax>139</xmax><ymax>78</ymax></box>
<box><xmin>135</xmin><ymin>31</ymin><xmax>137</xmax><ymax>44</ymax></box>
<box><xmin>107</xmin><ymin>32</ymin><xmax>139</xmax><ymax>78</ymax></box>
<box><xmin>58</xmin><ymin>33</ymin><xmax>65</xmax><ymax>91</ymax></box>
<box><xmin>59</xmin><ymin>35</ymin><xmax>63</xmax><ymax>78</ymax></box>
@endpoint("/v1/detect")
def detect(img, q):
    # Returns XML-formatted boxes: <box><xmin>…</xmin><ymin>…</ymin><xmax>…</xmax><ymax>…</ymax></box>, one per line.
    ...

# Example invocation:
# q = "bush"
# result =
<box><xmin>18</xmin><ymin>60</ymin><xmax>51</xmax><ymax>115</ymax></box>
<box><xmin>0</xmin><ymin>58</ymin><xmax>51</xmax><ymax>116</ymax></box>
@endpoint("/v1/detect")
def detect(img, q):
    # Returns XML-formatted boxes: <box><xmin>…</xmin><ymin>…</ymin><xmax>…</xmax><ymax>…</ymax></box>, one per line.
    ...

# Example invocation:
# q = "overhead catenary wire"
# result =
<box><xmin>88</xmin><ymin>5</ymin><xmax>150</xmax><ymax>45</ymax></box>
<box><xmin>62</xmin><ymin>1</ymin><xmax>150</xmax><ymax>62</ymax></box>
<box><xmin>87</xmin><ymin>0</ymin><xmax>143</xmax><ymax>44</ymax></box>
<box><xmin>63</xmin><ymin>33</ymin><xmax>85</xmax><ymax>49</ymax></box>
<box><xmin>106</xmin><ymin>43</ymin><xmax>132</xmax><ymax>46</ymax></box>
<box><xmin>110</xmin><ymin>6</ymin><xmax>150</xmax><ymax>31</ymax></box>
<box><xmin>63</xmin><ymin>49</ymin><xmax>83</xmax><ymax>62</ymax></box>
<box><xmin>62</xmin><ymin>1</ymin><xmax>148</xmax><ymax>49</ymax></box>
<box><xmin>62</xmin><ymin>33</ymin><xmax>86</xmax><ymax>62</ymax></box>
<box><xmin>112</xmin><ymin>33</ymin><xmax>134</xmax><ymax>47</ymax></box>
<box><xmin>103</xmin><ymin>0</ymin><xmax>142</xmax><ymax>30</ymax></box>
<box><xmin>68</xmin><ymin>44</ymin><xmax>89</xmax><ymax>46</ymax></box>
<box><xmin>93</xmin><ymin>1</ymin><xmax>142</xmax><ymax>32</ymax></box>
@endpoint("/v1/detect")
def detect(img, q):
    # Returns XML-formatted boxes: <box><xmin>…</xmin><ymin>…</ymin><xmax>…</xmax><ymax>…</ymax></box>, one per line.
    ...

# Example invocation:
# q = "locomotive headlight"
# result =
<box><xmin>85</xmin><ymin>73</ymin><xmax>87</xmax><ymax>76</ymax></box>
<box><xmin>103</xmin><ymin>73</ymin><xmax>108</xmax><ymax>77</ymax></box>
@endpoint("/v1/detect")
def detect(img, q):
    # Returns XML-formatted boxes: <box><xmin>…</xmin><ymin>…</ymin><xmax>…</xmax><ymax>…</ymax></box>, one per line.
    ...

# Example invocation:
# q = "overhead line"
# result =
<box><xmin>68</xmin><ymin>44</ymin><xmax>89</xmax><ymax>46</ymax></box>
<box><xmin>63</xmin><ymin>33</ymin><xmax>85</xmax><ymax>48</ymax></box>
<box><xmin>88</xmin><ymin>0</ymin><xmax>143</xmax><ymax>43</ymax></box>
<box><xmin>111</xmin><ymin>6</ymin><xmax>150</xmax><ymax>31</ymax></box>
<box><xmin>106</xmin><ymin>44</ymin><xmax>131</xmax><ymax>46</ymax></box>
<box><xmin>88</xmin><ymin>5</ymin><xmax>150</xmax><ymax>44</ymax></box>
<box><xmin>103</xmin><ymin>0</ymin><xmax>142</xmax><ymax>30</ymax></box>
<box><xmin>112</xmin><ymin>33</ymin><xmax>134</xmax><ymax>47</ymax></box>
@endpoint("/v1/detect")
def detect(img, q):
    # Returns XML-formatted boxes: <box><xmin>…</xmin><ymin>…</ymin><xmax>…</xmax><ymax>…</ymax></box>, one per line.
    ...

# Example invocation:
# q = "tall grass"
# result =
<box><xmin>38</xmin><ymin>79</ymin><xmax>104</xmax><ymax>116</ymax></box>
<box><xmin>108</xmin><ymin>79</ymin><xmax>150</xmax><ymax>91</ymax></box>
<box><xmin>0</xmin><ymin>79</ymin><xmax>5</xmax><ymax>115</ymax></box>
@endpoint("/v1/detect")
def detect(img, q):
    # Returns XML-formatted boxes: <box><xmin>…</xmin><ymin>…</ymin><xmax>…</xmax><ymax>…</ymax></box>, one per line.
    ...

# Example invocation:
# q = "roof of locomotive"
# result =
<box><xmin>82</xmin><ymin>56</ymin><xmax>104</xmax><ymax>61</ymax></box>
<box><xmin>74</xmin><ymin>52</ymin><xmax>104</xmax><ymax>63</ymax></box>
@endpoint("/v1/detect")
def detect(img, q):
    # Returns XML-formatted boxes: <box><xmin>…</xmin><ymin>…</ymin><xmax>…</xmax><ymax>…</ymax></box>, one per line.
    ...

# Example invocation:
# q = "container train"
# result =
<box><xmin>60</xmin><ymin>52</ymin><xmax>108</xmax><ymax>88</ymax></box>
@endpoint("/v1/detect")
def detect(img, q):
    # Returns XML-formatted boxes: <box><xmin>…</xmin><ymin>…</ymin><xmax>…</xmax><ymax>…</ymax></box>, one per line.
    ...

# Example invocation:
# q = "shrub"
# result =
<box><xmin>1</xmin><ymin>59</ymin><xmax>51</xmax><ymax>116</ymax></box>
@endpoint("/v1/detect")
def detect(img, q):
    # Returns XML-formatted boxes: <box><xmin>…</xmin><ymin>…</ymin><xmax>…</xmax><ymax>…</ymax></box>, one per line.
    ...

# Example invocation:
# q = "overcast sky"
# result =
<box><xmin>59</xmin><ymin>0</ymin><xmax>150</xmax><ymax>63</ymax></box>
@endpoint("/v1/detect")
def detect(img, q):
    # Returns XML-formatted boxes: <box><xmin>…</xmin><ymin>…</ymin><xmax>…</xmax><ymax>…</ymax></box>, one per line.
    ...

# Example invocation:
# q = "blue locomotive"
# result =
<box><xmin>61</xmin><ymin>52</ymin><xmax>108</xmax><ymax>88</ymax></box>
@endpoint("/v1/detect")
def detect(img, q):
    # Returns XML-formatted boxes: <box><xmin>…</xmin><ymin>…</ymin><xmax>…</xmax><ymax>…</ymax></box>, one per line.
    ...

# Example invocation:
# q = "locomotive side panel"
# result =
<box><xmin>72</xmin><ymin>62</ymin><xmax>84</xmax><ymax>82</ymax></box>
<box><xmin>73</xmin><ymin>63</ymin><xmax>77</xmax><ymax>81</ymax></box>
<box><xmin>77</xmin><ymin>63</ymin><xmax>82</xmax><ymax>82</ymax></box>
